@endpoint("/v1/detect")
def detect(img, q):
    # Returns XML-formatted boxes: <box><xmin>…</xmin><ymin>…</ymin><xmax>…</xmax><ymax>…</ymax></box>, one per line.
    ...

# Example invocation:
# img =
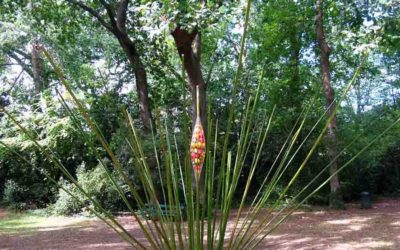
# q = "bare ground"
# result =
<box><xmin>0</xmin><ymin>199</ymin><xmax>399</xmax><ymax>250</ymax></box>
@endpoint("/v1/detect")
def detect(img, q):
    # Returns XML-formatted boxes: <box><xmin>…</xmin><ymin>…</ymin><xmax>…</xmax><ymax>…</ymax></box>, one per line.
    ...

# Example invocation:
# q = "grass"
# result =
<box><xmin>0</xmin><ymin>209</ymin><xmax>90</xmax><ymax>236</ymax></box>
<box><xmin>0</xmin><ymin>209</ymin><xmax>48</xmax><ymax>235</ymax></box>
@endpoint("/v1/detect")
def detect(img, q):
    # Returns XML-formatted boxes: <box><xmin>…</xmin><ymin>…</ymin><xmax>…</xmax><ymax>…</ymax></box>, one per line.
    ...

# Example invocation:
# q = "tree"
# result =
<box><xmin>31</xmin><ymin>41</ymin><xmax>48</xmax><ymax>97</ymax></box>
<box><xmin>66</xmin><ymin>0</ymin><xmax>153</xmax><ymax>133</ymax></box>
<box><xmin>172</xmin><ymin>27</ymin><xmax>207</xmax><ymax>129</ymax></box>
<box><xmin>315</xmin><ymin>0</ymin><xmax>344</xmax><ymax>208</ymax></box>
<box><xmin>0</xmin><ymin>21</ymin><xmax>47</xmax><ymax>108</ymax></box>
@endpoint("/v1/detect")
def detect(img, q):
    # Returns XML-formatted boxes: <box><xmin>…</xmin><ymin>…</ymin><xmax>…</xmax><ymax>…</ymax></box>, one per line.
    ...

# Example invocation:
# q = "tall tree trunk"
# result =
<box><xmin>316</xmin><ymin>0</ymin><xmax>344</xmax><ymax>208</ymax></box>
<box><xmin>171</xmin><ymin>27</ymin><xmax>207</xmax><ymax>130</ymax></box>
<box><xmin>288</xmin><ymin>24</ymin><xmax>301</xmax><ymax>108</ymax></box>
<box><xmin>117</xmin><ymin>34</ymin><xmax>153</xmax><ymax>133</ymax></box>
<box><xmin>31</xmin><ymin>41</ymin><xmax>47</xmax><ymax>111</ymax></box>
<box><xmin>31</xmin><ymin>41</ymin><xmax>47</xmax><ymax>95</ymax></box>
<box><xmin>289</xmin><ymin>30</ymin><xmax>300</xmax><ymax>89</ymax></box>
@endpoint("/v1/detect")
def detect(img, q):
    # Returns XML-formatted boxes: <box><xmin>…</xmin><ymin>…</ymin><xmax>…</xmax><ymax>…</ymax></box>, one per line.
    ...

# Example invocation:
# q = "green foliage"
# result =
<box><xmin>2</xmin><ymin>178</ymin><xmax>52</xmax><ymax>211</ymax></box>
<box><xmin>0</xmin><ymin>96</ymin><xmax>97</xmax><ymax>208</ymax></box>
<box><xmin>336</xmin><ymin>104</ymin><xmax>400</xmax><ymax>199</ymax></box>
<box><xmin>51</xmin><ymin>163</ymin><xmax>127</xmax><ymax>216</ymax></box>
<box><xmin>50</xmin><ymin>181</ymin><xmax>80</xmax><ymax>215</ymax></box>
<box><xmin>3</xmin><ymin>180</ymin><xmax>27</xmax><ymax>210</ymax></box>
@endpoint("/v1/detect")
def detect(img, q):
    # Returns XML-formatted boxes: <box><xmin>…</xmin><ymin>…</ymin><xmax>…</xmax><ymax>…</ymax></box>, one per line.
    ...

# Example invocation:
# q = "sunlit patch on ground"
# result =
<box><xmin>325</xmin><ymin>217</ymin><xmax>371</xmax><ymax>225</ymax></box>
<box><xmin>324</xmin><ymin>216</ymin><xmax>372</xmax><ymax>231</ymax></box>
<box><xmin>331</xmin><ymin>240</ymin><xmax>393</xmax><ymax>250</ymax></box>
<box><xmin>77</xmin><ymin>243</ymin><xmax>130</xmax><ymax>249</ymax></box>
<box><xmin>391</xmin><ymin>221</ymin><xmax>400</xmax><ymax>226</ymax></box>
<box><xmin>0</xmin><ymin>210</ymin><xmax>92</xmax><ymax>235</ymax></box>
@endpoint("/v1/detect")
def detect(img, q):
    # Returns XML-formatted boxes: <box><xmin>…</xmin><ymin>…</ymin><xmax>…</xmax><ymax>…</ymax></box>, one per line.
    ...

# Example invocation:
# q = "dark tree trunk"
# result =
<box><xmin>289</xmin><ymin>30</ymin><xmax>300</xmax><ymax>88</ymax></box>
<box><xmin>316</xmin><ymin>0</ymin><xmax>344</xmax><ymax>208</ymax></box>
<box><xmin>117</xmin><ymin>34</ymin><xmax>153</xmax><ymax>133</ymax></box>
<box><xmin>171</xmin><ymin>27</ymin><xmax>207</xmax><ymax>130</ymax></box>
<box><xmin>134</xmin><ymin>62</ymin><xmax>153</xmax><ymax>133</ymax></box>
<box><xmin>31</xmin><ymin>41</ymin><xmax>47</xmax><ymax>95</ymax></box>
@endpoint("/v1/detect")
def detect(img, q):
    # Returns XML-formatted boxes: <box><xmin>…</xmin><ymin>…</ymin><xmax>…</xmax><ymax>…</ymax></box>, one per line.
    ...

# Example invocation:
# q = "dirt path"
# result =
<box><xmin>0</xmin><ymin>199</ymin><xmax>399</xmax><ymax>249</ymax></box>
<box><xmin>260</xmin><ymin>199</ymin><xmax>400</xmax><ymax>250</ymax></box>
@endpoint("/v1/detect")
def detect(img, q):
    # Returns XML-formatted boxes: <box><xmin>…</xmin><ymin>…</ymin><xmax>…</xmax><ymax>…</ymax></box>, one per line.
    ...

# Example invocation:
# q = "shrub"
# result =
<box><xmin>0</xmin><ymin>102</ymin><xmax>96</xmax><ymax>209</ymax></box>
<box><xmin>51</xmin><ymin>163</ymin><xmax>127</xmax><ymax>215</ymax></box>
<box><xmin>3</xmin><ymin>180</ymin><xmax>27</xmax><ymax>210</ymax></box>
<box><xmin>50</xmin><ymin>181</ymin><xmax>81</xmax><ymax>215</ymax></box>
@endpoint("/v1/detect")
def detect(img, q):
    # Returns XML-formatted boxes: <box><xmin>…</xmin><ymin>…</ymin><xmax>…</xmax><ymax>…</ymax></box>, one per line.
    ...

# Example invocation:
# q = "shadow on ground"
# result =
<box><xmin>259</xmin><ymin>199</ymin><xmax>400</xmax><ymax>250</ymax></box>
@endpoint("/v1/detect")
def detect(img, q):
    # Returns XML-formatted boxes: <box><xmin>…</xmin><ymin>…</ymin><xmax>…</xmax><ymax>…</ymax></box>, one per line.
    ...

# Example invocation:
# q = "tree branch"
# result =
<box><xmin>316</xmin><ymin>0</ymin><xmax>331</xmax><ymax>55</ymax></box>
<box><xmin>116</xmin><ymin>0</ymin><xmax>129</xmax><ymax>32</ymax></box>
<box><xmin>13</xmin><ymin>49</ymin><xmax>31</xmax><ymax>59</ymax></box>
<box><xmin>65</xmin><ymin>0</ymin><xmax>115</xmax><ymax>33</ymax></box>
<box><xmin>8</xmin><ymin>52</ymin><xmax>33</xmax><ymax>77</ymax></box>
<box><xmin>99</xmin><ymin>0</ymin><xmax>118</xmax><ymax>29</ymax></box>
<box><xmin>5</xmin><ymin>70</ymin><xmax>23</xmax><ymax>94</ymax></box>
<box><xmin>0</xmin><ymin>63</ymin><xmax>17</xmax><ymax>67</ymax></box>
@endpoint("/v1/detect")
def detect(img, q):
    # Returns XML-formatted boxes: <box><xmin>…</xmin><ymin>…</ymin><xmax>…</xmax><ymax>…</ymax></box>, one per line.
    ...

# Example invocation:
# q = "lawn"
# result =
<box><xmin>0</xmin><ymin>209</ymin><xmax>91</xmax><ymax>236</ymax></box>
<box><xmin>0</xmin><ymin>210</ymin><xmax>49</xmax><ymax>235</ymax></box>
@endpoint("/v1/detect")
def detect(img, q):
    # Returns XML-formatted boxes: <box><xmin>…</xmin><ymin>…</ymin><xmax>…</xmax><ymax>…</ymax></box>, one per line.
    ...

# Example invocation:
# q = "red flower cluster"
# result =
<box><xmin>190</xmin><ymin>122</ymin><xmax>206</xmax><ymax>175</ymax></box>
